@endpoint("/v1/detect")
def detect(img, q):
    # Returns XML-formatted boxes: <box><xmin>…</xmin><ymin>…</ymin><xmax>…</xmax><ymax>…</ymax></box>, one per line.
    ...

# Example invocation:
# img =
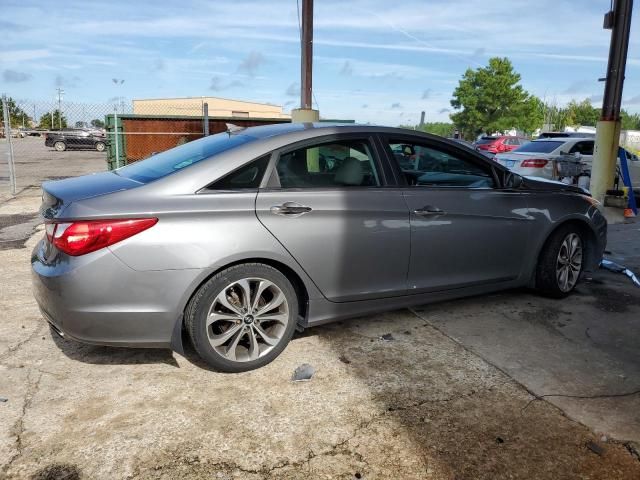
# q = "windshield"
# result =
<box><xmin>116</xmin><ymin>132</ymin><xmax>254</xmax><ymax>183</ymax></box>
<box><xmin>512</xmin><ymin>140</ymin><xmax>562</xmax><ymax>154</ymax></box>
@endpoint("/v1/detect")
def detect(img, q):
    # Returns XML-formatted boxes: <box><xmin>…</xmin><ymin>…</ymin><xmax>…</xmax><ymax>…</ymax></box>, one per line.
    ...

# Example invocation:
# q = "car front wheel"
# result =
<box><xmin>185</xmin><ymin>263</ymin><xmax>298</xmax><ymax>372</ymax></box>
<box><xmin>536</xmin><ymin>225</ymin><xmax>584</xmax><ymax>298</ymax></box>
<box><xmin>53</xmin><ymin>141</ymin><xmax>66</xmax><ymax>152</ymax></box>
<box><xmin>95</xmin><ymin>141</ymin><xmax>106</xmax><ymax>152</ymax></box>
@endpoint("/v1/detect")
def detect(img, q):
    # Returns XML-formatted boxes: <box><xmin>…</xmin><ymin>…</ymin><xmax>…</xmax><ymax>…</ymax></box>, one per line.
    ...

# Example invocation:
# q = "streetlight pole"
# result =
<box><xmin>291</xmin><ymin>0</ymin><xmax>319</xmax><ymax>124</ymax></box>
<box><xmin>56</xmin><ymin>87</ymin><xmax>64</xmax><ymax>129</ymax></box>
<box><xmin>590</xmin><ymin>0</ymin><xmax>634</xmax><ymax>203</ymax></box>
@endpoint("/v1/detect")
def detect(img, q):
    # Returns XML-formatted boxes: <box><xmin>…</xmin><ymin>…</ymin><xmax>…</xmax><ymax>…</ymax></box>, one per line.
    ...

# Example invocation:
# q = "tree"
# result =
<box><xmin>0</xmin><ymin>96</ymin><xmax>31</xmax><ymax>128</ymax></box>
<box><xmin>39</xmin><ymin>110</ymin><xmax>68</xmax><ymax>129</ymax></box>
<box><xmin>399</xmin><ymin>122</ymin><xmax>455</xmax><ymax>137</ymax></box>
<box><xmin>450</xmin><ymin>57</ymin><xmax>543</xmax><ymax>138</ymax></box>
<box><xmin>621</xmin><ymin>110</ymin><xmax>640</xmax><ymax>130</ymax></box>
<box><xmin>565</xmin><ymin>99</ymin><xmax>599</xmax><ymax>127</ymax></box>
<box><xmin>90</xmin><ymin>118</ymin><xmax>105</xmax><ymax>128</ymax></box>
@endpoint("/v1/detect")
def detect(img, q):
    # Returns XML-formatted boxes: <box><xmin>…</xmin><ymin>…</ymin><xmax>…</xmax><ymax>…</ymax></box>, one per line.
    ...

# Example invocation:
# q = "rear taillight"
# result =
<box><xmin>521</xmin><ymin>159</ymin><xmax>549</xmax><ymax>168</ymax></box>
<box><xmin>45</xmin><ymin>218</ymin><xmax>157</xmax><ymax>256</ymax></box>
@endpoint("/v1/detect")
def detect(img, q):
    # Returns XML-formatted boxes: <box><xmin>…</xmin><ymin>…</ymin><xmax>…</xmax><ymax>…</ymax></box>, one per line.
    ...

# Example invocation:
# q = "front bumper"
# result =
<box><xmin>31</xmin><ymin>239</ymin><xmax>201</xmax><ymax>348</ymax></box>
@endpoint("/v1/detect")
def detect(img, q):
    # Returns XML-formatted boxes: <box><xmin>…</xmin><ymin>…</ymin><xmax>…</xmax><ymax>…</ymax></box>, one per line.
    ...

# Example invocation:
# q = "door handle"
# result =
<box><xmin>413</xmin><ymin>205</ymin><xmax>446</xmax><ymax>216</ymax></box>
<box><xmin>270</xmin><ymin>202</ymin><xmax>313</xmax><ymax>216</ymax></box>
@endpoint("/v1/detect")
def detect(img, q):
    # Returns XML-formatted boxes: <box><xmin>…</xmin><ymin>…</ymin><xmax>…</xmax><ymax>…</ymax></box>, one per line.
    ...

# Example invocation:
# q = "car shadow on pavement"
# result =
<box><xmin>49</xmin><ymin>326</ymin><xmax>180</xmax><ymax>367</ymax></box>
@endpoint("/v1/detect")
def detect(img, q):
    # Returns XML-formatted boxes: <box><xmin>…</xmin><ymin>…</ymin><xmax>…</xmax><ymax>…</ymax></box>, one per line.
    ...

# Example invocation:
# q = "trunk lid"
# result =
<box><xmin>40</xmin><ymin>171</ymin><xmax>142</xmax><ymax>219</ymax></box>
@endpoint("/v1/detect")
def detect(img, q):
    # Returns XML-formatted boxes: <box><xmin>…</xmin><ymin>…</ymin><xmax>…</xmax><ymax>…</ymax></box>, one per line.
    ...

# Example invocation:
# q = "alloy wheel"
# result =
<box><xmin>556</xmin><ymin>233</ymin><xmax>582</xmax><ymax>292</ymax></box>
<box><xmin>206</xmin><ymin>278</ymin><xmax>289</xmax><ymax>362</ymax></box>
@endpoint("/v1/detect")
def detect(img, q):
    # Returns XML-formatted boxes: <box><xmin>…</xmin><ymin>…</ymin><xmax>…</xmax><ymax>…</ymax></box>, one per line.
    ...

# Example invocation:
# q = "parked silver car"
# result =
<box><xmin>32</xmin><ymin>123</ymin><xmax>607</xmax><ymax>372</ymax></box>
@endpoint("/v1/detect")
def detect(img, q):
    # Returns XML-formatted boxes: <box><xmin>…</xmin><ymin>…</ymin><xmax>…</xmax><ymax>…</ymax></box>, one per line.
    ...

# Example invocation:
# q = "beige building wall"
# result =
<box><xmin>132</xmin><ymin>97</ymin><xmax>290</xmax><ymax>119</ymax></box>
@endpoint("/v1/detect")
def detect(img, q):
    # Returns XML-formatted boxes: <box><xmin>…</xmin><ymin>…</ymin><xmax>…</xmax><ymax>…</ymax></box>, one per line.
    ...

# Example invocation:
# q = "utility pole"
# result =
<box><xmin>55</xmin><ymin>87</ymin><xmax>64</xmax><ymax>129</ymax></box>
<box><xmin>590</xmin><ymin>0</ymin><xmax>634</xmax><ymax>203</ymax></box>
<box><xmin>291</xmin><ymin>0</ymin><xmax>319</xmax><ymax>124</ymax></box>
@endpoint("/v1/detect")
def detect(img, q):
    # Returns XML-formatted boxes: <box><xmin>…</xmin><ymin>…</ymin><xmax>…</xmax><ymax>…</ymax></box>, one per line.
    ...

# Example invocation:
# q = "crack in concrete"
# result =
<box><xmin>130</xmin><ymin>382</ymin><xmax>502</xmax><ymax>479</ymax></box>
<box><xmin>521</xmin><ymin>389</ymin><xmax>640</xmax><ymax>412</ymax></box>
<box><xmin>2</xmin><ymin>370</ymin><xmax>43</xmax><ymax>477</ymax></box>
<box><xmin>0</xmin><ymin>322</ymin><xmax>45</xmax><ymax>362</ymax></box>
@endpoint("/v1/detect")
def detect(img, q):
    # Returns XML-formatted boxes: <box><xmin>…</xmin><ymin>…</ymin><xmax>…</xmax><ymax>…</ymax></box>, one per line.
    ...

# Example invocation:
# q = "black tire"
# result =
<box><xmin>185</xmin><ymin>263</ymin><xmax>298</xmax><ymax>372</ymax></box>
<box><xmin>53</xmin><ymin>141</ymin><xmax>66</xmax><ymax>152</ymax></box>
<box><xmin>535</xmin><ymin>224</ymin><xmax>584</xmax><ymax>298</ymax></box>
<box><xmin>95</xmin><ymin>141</ymin><xmax>106</xmax><ymax>152</ymax></box>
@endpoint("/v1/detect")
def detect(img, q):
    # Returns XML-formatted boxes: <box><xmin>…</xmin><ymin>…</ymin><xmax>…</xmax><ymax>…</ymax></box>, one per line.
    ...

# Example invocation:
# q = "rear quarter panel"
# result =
<box><xmin>61</xmin><ymin>190</ymin><xmax>325</xmax><ymax>303</ymax></box>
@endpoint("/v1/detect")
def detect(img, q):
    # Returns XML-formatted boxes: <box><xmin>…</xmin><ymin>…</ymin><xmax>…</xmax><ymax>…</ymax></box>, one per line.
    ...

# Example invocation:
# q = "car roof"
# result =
<box><xmin>237</xmin><ymin>122</ymin><xmax>395</xmax><ymax>139</ymax></box>
<box><xmin>531</xmin><ymin>137</ymin><xmax>593</xmax><ymax>142</ymax></box>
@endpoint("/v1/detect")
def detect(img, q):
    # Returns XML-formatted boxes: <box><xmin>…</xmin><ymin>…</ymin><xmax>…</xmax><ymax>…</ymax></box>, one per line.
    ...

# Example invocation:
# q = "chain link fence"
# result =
<box><xmin>1</xmin><ymin>95</ymin><xmax>290</xmax><ymax>198</ymax></box>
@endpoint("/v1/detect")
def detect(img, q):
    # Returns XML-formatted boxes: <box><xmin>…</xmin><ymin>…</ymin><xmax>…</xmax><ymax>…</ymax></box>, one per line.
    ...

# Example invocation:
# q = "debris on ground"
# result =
<box><xmin>291</xmin><ymin>363</ymin><xmax>315</xmax><ymax>382</ymax></box>
<box><xmin>338</xmin><ymin>355</ymin><xmax>351</xmax><ymax>364</ymax></box>
<box><xmin>0</xmin><ymin>397</ymin><xmax>7</xmax><ymax>402</ymax></box>
<box><xmin>586</xmin><ymin>440</ymin><xmax>605</xmax><ymax>456</ymax></box>
<box><xmin>600</xmin><ymin>259</ymin><xmax>640</xmax><ymax>287</ymax></box>
<box><xmin>379</xmin><ymin>333</ymin><xmax>395</xmax><ymax>342</ymax></box>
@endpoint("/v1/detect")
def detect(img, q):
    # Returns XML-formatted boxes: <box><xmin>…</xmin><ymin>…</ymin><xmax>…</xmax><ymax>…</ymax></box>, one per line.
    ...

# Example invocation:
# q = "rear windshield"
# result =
<box><xmin>512</xmin><ymin>140</ymin><xmax>562</xmax><ymax>154</ymax></box>
<box><xmin>115</xmin><ymin>132</ymin><xmax>253</xmax><ymax>183</ymax></box>
<box><xmin>475</xmin><ymin>137</ymin><xmax>498</xmax><ymax>145</ymax></box>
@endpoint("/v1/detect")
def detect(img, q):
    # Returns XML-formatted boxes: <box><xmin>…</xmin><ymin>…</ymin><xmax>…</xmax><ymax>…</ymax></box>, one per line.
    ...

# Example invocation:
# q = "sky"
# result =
<box><xmin>1</xmin><ymin>0</ymin><xmax>639</xmax><ymax>126</ymax></box>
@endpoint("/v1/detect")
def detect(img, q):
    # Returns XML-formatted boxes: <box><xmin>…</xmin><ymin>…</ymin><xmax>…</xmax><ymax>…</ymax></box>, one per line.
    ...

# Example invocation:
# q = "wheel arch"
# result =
<box><xmin>171</xmin><ymin>257</ymin><xmax>312</xmax><ymax>354</ymax></box>
<box><xmin>530</xmin><ymin>217</ymin><xmax>600</xmax><ymax>286</ymax></box>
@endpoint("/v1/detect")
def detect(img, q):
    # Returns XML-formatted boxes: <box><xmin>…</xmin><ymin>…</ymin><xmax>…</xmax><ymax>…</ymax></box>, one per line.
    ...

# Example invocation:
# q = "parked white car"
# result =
<box><xmin>495</xmin><ymin>138</ymin><xmax>594</xmax><ymax>180</ymax></box>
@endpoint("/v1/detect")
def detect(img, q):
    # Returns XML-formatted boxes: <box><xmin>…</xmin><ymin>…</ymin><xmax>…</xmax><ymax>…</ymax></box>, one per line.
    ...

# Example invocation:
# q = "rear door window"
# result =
<box><xmin>569</xmin><ymin>141</ymin><xmax>594</xmax><ymax>156</ymax></box>
<box><xmin>272</xmin><ymin>139</ymin><xmax>380</xmax><ymax>188</ymax></box>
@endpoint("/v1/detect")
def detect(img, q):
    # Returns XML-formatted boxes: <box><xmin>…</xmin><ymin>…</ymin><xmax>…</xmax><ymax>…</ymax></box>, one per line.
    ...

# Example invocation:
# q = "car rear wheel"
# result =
<box><xmin>536</xmin><ymin>225</ymin><xmax>584</xmax><ymax>298</ymax></box>
<box><xmin>185</xmin><ymin>263</ymin><xmax>298</xmax><ymax>372</ymax></box>
<box><xmin>95</xmin><ymin>141</ymin><xmax>106</xmax><ymax>152</ymax></box>
<box><xmin>53</xmin><ymin>141</ymin><xmax>66</xmax><ymax>152</ymax></box>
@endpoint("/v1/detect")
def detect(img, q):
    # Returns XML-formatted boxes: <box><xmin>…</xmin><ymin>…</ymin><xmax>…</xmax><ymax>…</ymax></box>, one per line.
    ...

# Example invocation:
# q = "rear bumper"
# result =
<box><xmin>44</xmin><ymin>138</ymin><xmax>54</xmax><ymax>147</ymax></box>
<box><xmin>31</xmin><ymin>239</ymin><xmax>202</xmax><ymax>348</ymax></box>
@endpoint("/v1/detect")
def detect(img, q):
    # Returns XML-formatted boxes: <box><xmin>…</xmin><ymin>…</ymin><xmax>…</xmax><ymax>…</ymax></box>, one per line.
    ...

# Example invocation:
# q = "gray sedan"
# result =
<box><xmin>32</xmin><ymin>123</ymin><xmax>606</xmax><ymax>372</ymax></box>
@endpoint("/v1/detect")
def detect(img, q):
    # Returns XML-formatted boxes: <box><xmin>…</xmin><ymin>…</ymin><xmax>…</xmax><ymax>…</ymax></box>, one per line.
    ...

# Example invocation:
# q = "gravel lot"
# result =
<box><xmin>1</xmin><ymin>141</ymin><xmax>639</xmax><ymax>479</ymax></box>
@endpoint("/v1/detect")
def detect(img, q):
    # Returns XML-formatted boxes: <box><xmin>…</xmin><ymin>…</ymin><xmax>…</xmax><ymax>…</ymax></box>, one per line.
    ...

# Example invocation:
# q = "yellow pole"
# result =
<box><xmin>590</xmin><ymin>120</ymin><xmax>621</xmax><ymax>202</ymax></box>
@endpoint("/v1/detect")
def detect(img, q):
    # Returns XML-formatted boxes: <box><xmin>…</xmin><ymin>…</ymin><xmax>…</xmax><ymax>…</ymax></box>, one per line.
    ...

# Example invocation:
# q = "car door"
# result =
<box><xmin>255</xmin><ymin>135</ymin><xmax>410</xmax><ymax>302</ymax></box>
<box><xmin>381</xmin><ymin>134</ymin><xmax>532</xmax><ymax>293</ymax></box>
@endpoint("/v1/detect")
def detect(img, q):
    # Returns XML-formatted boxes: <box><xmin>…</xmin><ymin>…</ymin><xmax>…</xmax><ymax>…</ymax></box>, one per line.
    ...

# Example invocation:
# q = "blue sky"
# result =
<box><xmin>1</xmin><ymin>0</ymin><xmax>639</xmax><ymax>125</ymax></box>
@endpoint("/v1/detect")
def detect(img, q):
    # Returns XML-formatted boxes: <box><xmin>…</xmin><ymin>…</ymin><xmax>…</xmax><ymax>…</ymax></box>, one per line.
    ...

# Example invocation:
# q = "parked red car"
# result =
<box><xmin>475</xmin><ymin>136</ymin><xmax>528</xmax><ymax>154</ymax></box>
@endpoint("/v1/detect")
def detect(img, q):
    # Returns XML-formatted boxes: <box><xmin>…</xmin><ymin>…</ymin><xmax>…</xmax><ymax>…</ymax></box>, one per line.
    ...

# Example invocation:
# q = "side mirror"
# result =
<box><xmin>574</xmin><ymin>152</ymin><xmax>582</xmax><ymax>160</ymax></box>
<box><xmin>505</xmin><ymin>172</ymin><xmax>523</xmax><ymax>189</ymax></box>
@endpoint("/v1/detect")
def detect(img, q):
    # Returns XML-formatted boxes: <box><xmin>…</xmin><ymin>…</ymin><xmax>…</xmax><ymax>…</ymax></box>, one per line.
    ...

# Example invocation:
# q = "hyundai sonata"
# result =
<box><xmin>32</xmin><ymin>123</ymin><xmax>606</xmax><ymax>372</ymax></box>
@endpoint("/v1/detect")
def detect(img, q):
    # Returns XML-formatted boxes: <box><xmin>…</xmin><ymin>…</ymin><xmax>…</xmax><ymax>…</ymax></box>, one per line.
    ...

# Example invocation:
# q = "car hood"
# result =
<box><xmin>521</xmin><ymin>175</ymin><xmax>588</xmax><ymax>195</ymax></box>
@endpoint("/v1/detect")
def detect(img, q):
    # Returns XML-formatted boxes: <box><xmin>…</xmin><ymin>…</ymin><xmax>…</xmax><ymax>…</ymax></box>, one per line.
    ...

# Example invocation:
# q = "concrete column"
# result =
<box><xmin>290</xmin><ymin>108</ymin><xmax>319</xmax><ymax>123</ymax></box>
<box><xmin>590</xmin><ymin>120</ymin><xmax>621</xmax><ymax>202</ymax></box>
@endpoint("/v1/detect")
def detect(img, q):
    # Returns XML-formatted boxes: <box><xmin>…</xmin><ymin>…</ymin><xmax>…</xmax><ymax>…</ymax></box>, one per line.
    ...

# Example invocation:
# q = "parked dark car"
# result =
<box><xmin>45</xmin><ymin>129</ymin><xmax>107</xmax><ymax>152</ymax></box>
<box><xmin>32</xmin><ymin>123</ymin><xmax>606</xmax><ymax>372</ymax></box>
<box><xmin>475</xmin><ymin>135</ymin><xmax>528</xmax><ymax>154</ymax></box>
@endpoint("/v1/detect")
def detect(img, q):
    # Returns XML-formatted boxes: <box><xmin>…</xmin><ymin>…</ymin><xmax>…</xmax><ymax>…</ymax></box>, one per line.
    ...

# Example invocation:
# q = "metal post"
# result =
<box><xmin>300</xmin><ymin>0</ymin><xmax>313</xmax><ymax>110</ymax></box>
<box><xmin>114</xmin><ymin>108</ymin><xmax>120</xmax><ymax>169</ymax></box>
<box><xmin>291</xmin><ymin>0</ymin><xmax>319</xmax><ymax>124</ymax></box>
<box><xmin>56</xmin><ymin>87</ymin><xmax>64</xmax><ymax>129</ymax></box>
<box><xmin>419</xmin><ymin>111</ymin><xmax>425</xmax><ymax>128</ymax></box>
<box><xmin>2</xmin><ymin>95</ymin><xmax>17</xmax><ymax>195</ymax></box>
<box><xmin>203</xmin><ymin>102</ymin><xmax>209</xmax><ymax>136</ymax></box>
<box><xmin>590</xmin><ymin>0</ymin><xmax>634</xmax><ymax>202</ymax></box>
